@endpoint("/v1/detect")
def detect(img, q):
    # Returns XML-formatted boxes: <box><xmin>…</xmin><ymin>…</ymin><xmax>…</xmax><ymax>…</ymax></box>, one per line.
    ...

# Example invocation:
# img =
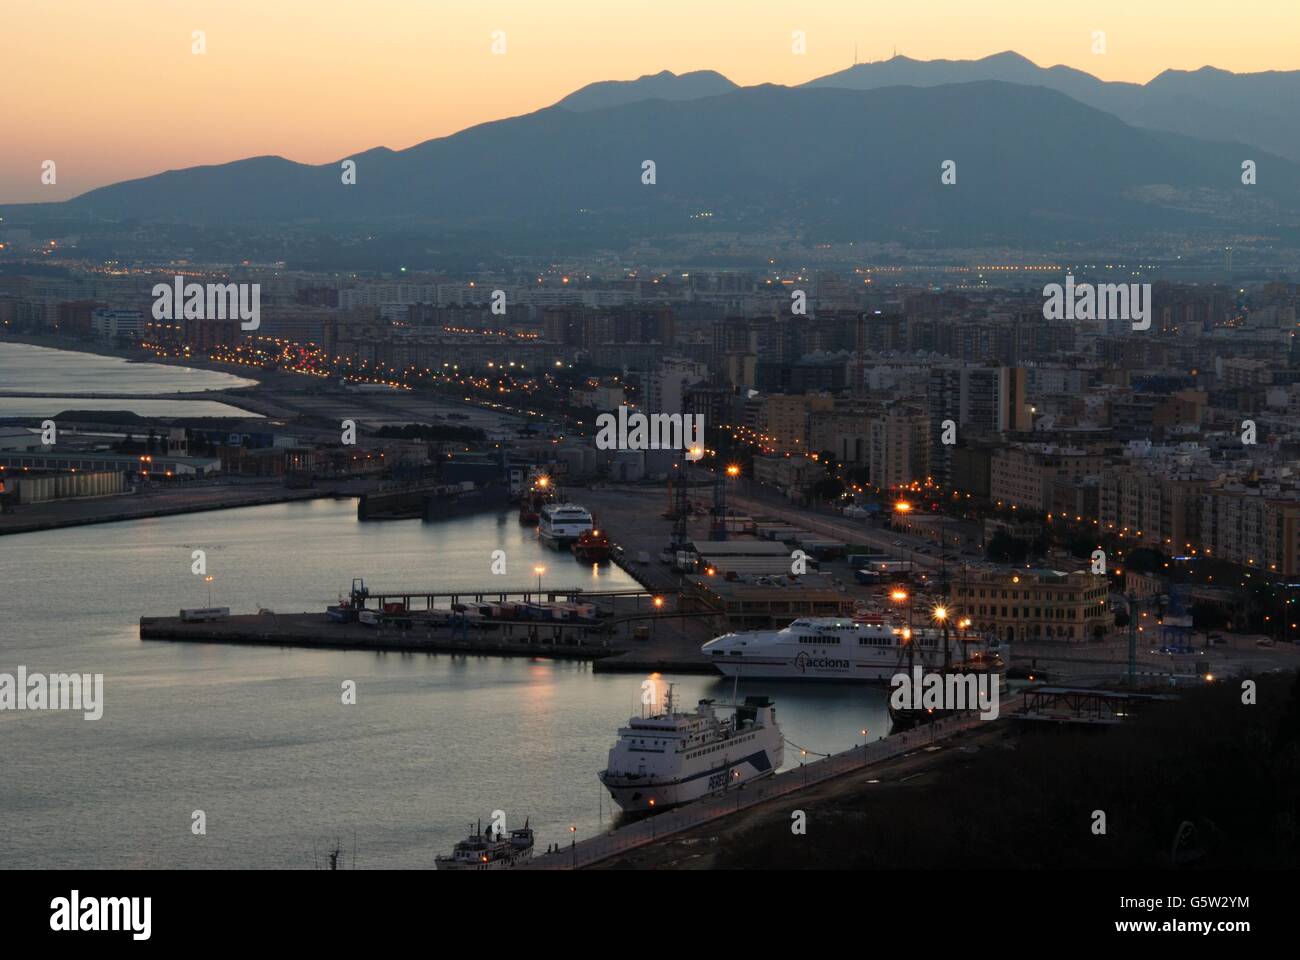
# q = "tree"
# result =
<box><xmin>811</xmin><ymin>476</ymin><xmax>843</xmax><ymax>502</ymax></box>
<box><xmin>987</xmin><ymin>530</ymin><xmax>1027</xmax><ymax>563</ymax></box>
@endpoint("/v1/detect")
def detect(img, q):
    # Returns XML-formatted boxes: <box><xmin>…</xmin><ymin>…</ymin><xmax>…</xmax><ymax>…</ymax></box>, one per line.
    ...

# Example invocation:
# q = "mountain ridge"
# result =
<box><xmin>9</xmin><ymin>80</ymin><xmax>1290</xmax><ymax>247</ymax></box>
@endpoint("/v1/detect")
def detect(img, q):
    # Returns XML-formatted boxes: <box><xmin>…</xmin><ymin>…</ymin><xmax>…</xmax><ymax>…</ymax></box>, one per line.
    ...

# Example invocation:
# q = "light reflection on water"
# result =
<box><xmin>1</xmin><ymin>500</ymin><xmax>886</xmax><ymax>868</ymax></box>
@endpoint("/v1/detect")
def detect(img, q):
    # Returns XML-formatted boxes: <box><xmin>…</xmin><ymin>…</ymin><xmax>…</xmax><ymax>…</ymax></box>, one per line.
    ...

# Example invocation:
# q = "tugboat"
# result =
<box><xmin>571</xmin><ymin>527</ymin><xmax>612</xmax><ymax>564</ymax></box>
<box><xmin>518</xmin><ymin>472</ymin><xmax>552</xmax><ymax>526</ymax></box>
<box><xmin>434</xmin><ymin>818</ymin><xmax>535</xmax><ymax>870</ymax></box>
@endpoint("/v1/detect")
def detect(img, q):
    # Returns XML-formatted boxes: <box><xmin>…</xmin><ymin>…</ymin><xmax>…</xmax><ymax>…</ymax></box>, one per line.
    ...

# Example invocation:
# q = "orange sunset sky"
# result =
<box><xmin>2</xmin><ymin>0</ymin><xmax>1296</xmax><ymax>203</ymax></box>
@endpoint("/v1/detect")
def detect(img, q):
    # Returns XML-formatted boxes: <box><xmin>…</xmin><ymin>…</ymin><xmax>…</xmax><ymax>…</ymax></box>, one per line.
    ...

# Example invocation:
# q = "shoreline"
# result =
<box><xmin>0</xmin><ymin>485</ymin><xmax>336</xmax><ymax>537</ymax></box>
<box><xmin>0</xmin><ymin>332</ymin><xmax>270</xmax><ymax>419</ymax></box>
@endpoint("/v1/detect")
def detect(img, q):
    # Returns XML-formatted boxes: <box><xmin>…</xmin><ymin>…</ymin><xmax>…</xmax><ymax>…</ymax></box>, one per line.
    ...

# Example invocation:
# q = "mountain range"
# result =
<box><xmin>805</xmin><ymin>51</ymin><xmax>1300</xmax><ymax>164</ymax></box>
<box><xmin>5</xmin><ymin>54</ymin><xmax>1300</xmax><ymax>250</ymax></box>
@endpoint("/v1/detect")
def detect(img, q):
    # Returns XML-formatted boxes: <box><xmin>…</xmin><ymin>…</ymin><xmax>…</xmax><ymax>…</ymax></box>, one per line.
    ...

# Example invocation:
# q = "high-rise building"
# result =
<box><xmin>928</xmin><ymin>365</ymin><xmax>1030</xmax><ymax>483</ymax></box>
<box><xmin>648</xmin><ymin>357</ymin><xmax>709</xmax><ymax>415</ymax></box>
<box><xmin>868</xmin><ymin>410</ymin><xmax>930</xmax><ymax>489</ymax></box>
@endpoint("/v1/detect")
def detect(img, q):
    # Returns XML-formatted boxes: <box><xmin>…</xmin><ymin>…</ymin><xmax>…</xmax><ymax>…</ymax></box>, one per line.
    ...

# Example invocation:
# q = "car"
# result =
<box><xmin>1209</xmin><ymin>636</ymin><xmax>1228</xmax><ymax>646</ymax></box>
<box><xmin>1256</xmin><ymin>638</ymin><xmax>1276</xmax><ymax>647</ymax></box>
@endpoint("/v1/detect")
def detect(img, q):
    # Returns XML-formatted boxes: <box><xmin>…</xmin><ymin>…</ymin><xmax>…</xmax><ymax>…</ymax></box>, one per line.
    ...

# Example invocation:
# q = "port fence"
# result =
<box><xmin>526</xmin><ymin>696</ymin><xmax>1022</xmax><ymax>870</ymax></box>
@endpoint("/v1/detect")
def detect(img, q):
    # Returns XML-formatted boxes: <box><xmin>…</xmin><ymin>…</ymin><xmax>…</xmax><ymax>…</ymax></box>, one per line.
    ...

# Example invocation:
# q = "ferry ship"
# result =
<box><xmin>434</xmin><ymin>818</ymin><xmax>535</xmax><ymax>870</ymax></box>
<box><xmin>598</xmin><ymin>687</ymin><xmax>784</xmax><ymax>812</ymax></box>
<box><xmin>538</xmin><ymin>502</ymin><xmax>593</xmax><ymax>548</ymax></box>
<box><xmin>701</xmin><ymin>616</ymin><xmax>996</xmax><ymax>682</ymax></box>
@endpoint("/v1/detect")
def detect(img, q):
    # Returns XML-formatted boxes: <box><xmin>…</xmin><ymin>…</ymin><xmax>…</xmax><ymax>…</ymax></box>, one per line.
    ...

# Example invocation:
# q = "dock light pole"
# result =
<box><xmin>569</xmin><ymin>825</ymin><xmax>576</xmax><ymax>869</ymax></box>
<box><xmin>725</xmin><ymin>464</ymin><xmax>741</xmax><ymax>537</ymax></box>
<box><xmin>204</xmin><ymin>575</ymin><xmax>214</xmax><ymax>607</ymax></box>
<box><xmin>649</xmin><ymin>798</ymin><xmax>656</xmax><ymax>839</ymax></box>
<box><xmin>934</xmin><ymin>605</ymin><xmax>950</xmax><ymax>670</ymax></box>
<box><xmin>891</xmin><ymin>588</ymin><xmax>912</xmax><ymax>636</ymax></box>
<box><xmin>534</xmin><ymin>564</ymin><xmax>545</xmax><ymax>599</ymax></box>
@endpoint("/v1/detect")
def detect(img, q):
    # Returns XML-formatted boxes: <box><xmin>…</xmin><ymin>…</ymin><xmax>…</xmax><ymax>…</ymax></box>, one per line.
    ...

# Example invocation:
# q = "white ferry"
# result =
<box><xmin>701</xmin><ymin>617</ymin><xmax>995</xmax><ymax>682</ymax></box>
<box><xmin>538</xmin><ymin>502</ymin><xmax>594</xmax><ymax>548</ymax></box>
<box><xmin>598</xmin><ymin>688</ymin><xmax>784</xmax><ymax>812</ymax></box>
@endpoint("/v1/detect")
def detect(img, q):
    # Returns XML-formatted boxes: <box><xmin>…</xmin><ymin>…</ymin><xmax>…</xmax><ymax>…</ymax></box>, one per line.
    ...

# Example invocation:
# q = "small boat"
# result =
<box><xmin>435</xmin><ymin>818</ymin><xmax>535</xmax><ymax>870</ymax></box>
<box><xmin>326</xmin><ymin>601</ymin><xmax>357</xmax><ymax>623</ymax></box>
<box><xmin>571</xmin><ymin>527</ymin><xmax>612</xmax><ymax>564</ymax></box>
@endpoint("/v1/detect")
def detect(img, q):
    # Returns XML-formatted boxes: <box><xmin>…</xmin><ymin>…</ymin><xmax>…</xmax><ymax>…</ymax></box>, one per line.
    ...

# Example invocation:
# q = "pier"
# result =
<box><xmin>525</xmin><ymin>695</ymin><xmax>1024</xmax><ymax>869</ymax></box>
<box><xmin>139</xmin><ymin>585</ymin><xmax>720</xmax><ymax>672</ymax></box>
<box><xmin>1012</xmin><ymin>686</ymin><xmax>1178</xmax><ymax>725</ymax></box>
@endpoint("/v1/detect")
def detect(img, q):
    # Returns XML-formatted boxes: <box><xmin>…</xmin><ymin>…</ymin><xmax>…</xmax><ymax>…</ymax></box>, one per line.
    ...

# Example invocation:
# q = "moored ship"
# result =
<box><xmin>434</xmin><ymin>818</ymin><xmax>535</xmax><ymax>870</ymax></box>
<box><xmin>701</xmin><ymin>616</ymin><xmax>999</xmax><ymax>683</ymax></box>
<box><xmin>538</xmin><ymin>501</ymin><xmax>593</xmax><ymax>548</ymax></box>
<box><xmin>518</xmin><ymin>472</ymin><xmax>553</xmax><ymax>525</ymax></box>
<box><xmin>571</xmin><ymin>527</ymin><xmax>612</xmax><ymax>563</ymax></box>
<box><xmin>598</xmin><ymin>686</ymin><xmax>784</xmax><ymax>812</ymax></box>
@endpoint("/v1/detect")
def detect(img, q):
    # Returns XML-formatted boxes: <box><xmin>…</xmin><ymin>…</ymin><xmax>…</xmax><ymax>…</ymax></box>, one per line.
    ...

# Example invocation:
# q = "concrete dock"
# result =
<box><xmin>140</xmin><ymin>611</ymin><xmax>620</xmax><ymax>660</ymax></box>
<box><xmin>0</xmin><ymin>482</ymin><xmax>336</xmax><ymax>536</ymax></box>
<box><xmin>139</xmin><ymin>585</ymin><xmax>721</xmax><ymax>673</ymax></box>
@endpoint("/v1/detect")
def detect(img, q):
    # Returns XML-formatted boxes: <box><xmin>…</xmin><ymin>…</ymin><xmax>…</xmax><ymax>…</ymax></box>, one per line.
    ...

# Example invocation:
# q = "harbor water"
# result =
<box><xmin>1</xmin><ymin>500</ymin><xmax>891</xmax><ymax>868</ymax></box>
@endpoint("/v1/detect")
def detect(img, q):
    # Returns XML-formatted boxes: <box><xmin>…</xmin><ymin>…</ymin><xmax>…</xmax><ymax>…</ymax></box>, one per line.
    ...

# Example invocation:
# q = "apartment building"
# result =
<box><xmin>951</xmin><ymin>568</ymin><xmax>1112</xmax><ymax>643</ymax></box>
<box><xmin>990</xmin><ymin>445</ymin><xmax>1107</xmax><ymax>512</ymax></box>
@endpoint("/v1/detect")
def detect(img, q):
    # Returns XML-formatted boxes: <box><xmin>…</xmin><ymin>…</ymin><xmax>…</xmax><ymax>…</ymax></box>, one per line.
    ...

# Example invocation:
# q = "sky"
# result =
<box><xmin>2</xmin><ymin>0</ymin><xmax>1297</xmax><ymax>203</ymax></box>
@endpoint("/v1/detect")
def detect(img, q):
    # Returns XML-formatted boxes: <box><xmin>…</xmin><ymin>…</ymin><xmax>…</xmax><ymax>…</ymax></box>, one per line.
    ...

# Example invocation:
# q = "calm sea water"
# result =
<box><xmin>0</xmin><ymin>341</ymin><xmax>258</xmax><ymax>418</ymax></box>
<box><xmin>1</xmin><ymin>500</ymin><xmax>889</xmax><ymax>868</ymax></box>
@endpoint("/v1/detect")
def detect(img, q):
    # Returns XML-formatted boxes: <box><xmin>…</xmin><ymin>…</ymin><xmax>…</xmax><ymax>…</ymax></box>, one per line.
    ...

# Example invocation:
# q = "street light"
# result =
<box><xmin>204</xmin><ymin>575</ymin><xmax>214</xmax><ymax>607</ymax></box>
<box><xmin>892</xmin><ymin>588</ymin><xmax>914</xmax><ymax>637</ymax></box>
<box><xmin>534</xmin><ymin>564</ymin><xmax>545</xmax><ymax>596</ymax></box>
<box><xmin>569</xmin><ymin>824</ymin><xmax>576</xmax><ymax>869</ymax></box>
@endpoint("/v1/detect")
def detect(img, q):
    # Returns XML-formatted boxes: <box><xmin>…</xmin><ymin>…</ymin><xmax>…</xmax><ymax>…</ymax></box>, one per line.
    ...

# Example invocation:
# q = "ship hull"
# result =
<box><xmin>539</xmin><ymin>526</ymin><xmax>590</xmax><ymax>549</ymax></box>
<box><xmin>887</xmin><ymin>704</ymin><xmax>958</xmax><ymax>731</ymax></box>
<box><xmin>709</xmin><ymin>658</ymin><xmax>905</xmax><ymax>682</ymax></box>
<box><xmin>434</xmin><ymin>851</ymin><xmax>532</xmax><ymax>871</ymax></box>
<box><xmin>600</xmin><ymin>746</ymin><xmax>781</xmax><ymax>812</ymax></box>
<box><xmin>424</xmin><ymin>483</ymin><xmax>509</xmax><ymax>521</ymax></box>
